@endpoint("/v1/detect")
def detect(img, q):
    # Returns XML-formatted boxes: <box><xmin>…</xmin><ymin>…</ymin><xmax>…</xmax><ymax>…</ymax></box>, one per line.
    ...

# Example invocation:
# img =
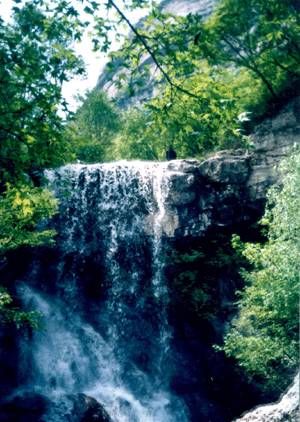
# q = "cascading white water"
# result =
<box><xmin>18</xmin><ymin>161</ymin><xmax>190</xmax><ymax>422</ymax></box>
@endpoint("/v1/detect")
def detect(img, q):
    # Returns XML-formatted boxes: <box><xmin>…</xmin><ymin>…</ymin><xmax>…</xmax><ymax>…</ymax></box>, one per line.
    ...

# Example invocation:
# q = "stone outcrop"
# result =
<box><xmin>233</xmin><ymin>373</ymin><xmax>299</xmax><ymax>422</ymax></box>
<box><xmin>159</xmin><ymin>97</ymin><xmax>300</xmax><ymax>237</ymax></box>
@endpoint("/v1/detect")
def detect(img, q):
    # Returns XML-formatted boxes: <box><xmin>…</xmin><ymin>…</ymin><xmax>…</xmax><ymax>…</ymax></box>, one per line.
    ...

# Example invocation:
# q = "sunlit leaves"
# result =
<box><xmin>221</xmin><ymin>152</ymin><xmax>300</xmax><ymax>392</ymax></box>
<box><xmin>110</xmin><ymin>107</ymin><xmax>159</xmax><ymax>161</ymax></box>
<box><xmin>0</xmin><ymin>287</ymin><xmax>43</xmax><ymax>338</ymax></box>
<box><xmin>140</xmin><ymin>67</ymin><xmax>246</xmax><ymax>158</ymax></box>
<box><xmin>0</xmin><ymin>184</ymin><xmax>58</xmax><ymax>254</ymax></box>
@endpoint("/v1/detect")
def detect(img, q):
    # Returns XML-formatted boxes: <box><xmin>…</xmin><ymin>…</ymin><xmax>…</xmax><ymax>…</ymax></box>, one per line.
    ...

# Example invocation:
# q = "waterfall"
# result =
<box><xmin>17</xmin><ymin>161</ymin><xmax>190</xmax><ymax>422</ymax></box>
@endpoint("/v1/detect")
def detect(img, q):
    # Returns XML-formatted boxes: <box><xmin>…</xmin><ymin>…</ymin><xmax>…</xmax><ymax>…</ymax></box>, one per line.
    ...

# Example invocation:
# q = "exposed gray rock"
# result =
<box><xmin>159</xmin><ymin>0</ymin><xmax>215</xmax><ymax>17</ymax></box>
<box><xmin>198</xmin><ymin>150</ymin><xmax>250</xmax><ymax>184</ymax></box>
<box><xmin>246</xmin><ymin>98</ymin><xmax>300</xmax><ymax>200</ymax></box>
<box><xmin>233</xmin><ymin>373</ymin><xmax>299</xmax><ymax>422</ymax></box>
<box><xmin>158</xmin><ymin>98</ymin><xmax>300</xmax><ymax>237</ymax></box>
<box><xmin>165</xmin><ymin>170</ymin><xmax>196</xmax><ymax>206</ymax></box>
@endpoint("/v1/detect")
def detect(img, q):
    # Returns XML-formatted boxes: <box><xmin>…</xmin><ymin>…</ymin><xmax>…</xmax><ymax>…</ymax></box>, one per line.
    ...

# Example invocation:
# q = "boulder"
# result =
<box><xmin>198</xmin><ymin>150</ymin><xmax>250</xmax><ymax>184</ymax></box>
<box><xmin>234</xmin><ymin>373</ymin><xmax>299</xmax><ymax>422</ymax></box>
<box><xmin>70</xmin><ymin>393</ymin><xmax>113</xmax><ymax>422</ymax></box>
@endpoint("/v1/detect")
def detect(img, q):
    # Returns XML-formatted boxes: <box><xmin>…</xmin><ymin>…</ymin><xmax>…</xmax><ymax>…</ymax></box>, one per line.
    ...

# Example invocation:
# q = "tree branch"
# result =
<box><xmin>108</xmin><ymin>0</ymin><xmax>207</xmax><ymax>102</ymax></box>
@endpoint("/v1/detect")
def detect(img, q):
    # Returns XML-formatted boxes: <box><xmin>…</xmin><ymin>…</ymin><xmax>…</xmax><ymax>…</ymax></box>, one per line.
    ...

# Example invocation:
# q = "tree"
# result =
<box><xmin>69</xmin><ymin>89</ymin><xmax>122</xmax><ymax>163</ymax></box>
<box><xmin>193</xmin><ymin>0</ymin><xmax>300</xmax><ymax>118</ymax></box>
<box><xmin>0</xmin><ymin>2</ymin><xmax>86</xmax><ymax>186</ymax></box>
<box><xmin>0</xmin><ymin>0</ymin><xmax>153</xmax><ymax>183</ymax></box>
<box><xmin>141</xmin><ymin>67</ymin><xmax>249</xmax><ymax>158</ymax></box>
<box><xmin>111</xmin><ymin>107</ymin><xmax>160</xmax><ymax>161</ymax></box>
<box><xmin>220</xmin><ymin>152</ymin><xmax>300</xmax><ymax>393</ymax></box>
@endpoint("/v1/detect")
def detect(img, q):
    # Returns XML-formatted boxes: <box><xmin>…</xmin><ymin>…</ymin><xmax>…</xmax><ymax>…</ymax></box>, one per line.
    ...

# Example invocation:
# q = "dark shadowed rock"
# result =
<box><xmin>0</xmin><ymin>392</ymin><xmax>51</xmax><ymax>422</ymax></box>
<box><xmin>70</xmin><ymin>393</ymin><xmax>113</xmax><ymax>422</ymax></box>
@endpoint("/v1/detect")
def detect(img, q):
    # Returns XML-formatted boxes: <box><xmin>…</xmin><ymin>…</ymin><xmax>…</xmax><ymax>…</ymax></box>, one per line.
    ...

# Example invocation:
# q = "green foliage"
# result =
<box><xmin>142</xmin><ymin>68</ymin><xmax>248</xmax><ymax>158</ymax></box>
<box><xmin>199</xmin><ymin>0</ymin><xmax>300</xmax><ymax>122</ymax></box>
<box><xmin>106</xmin><ymin>68</ymin><xmax>249</xmax><ymax>161</ymax></box>
<box><xmin>0</xmin><ymin>183</ymin><xmax>58</xmax><ymax>335</ymax></box>
<box><xmin>0</xmin><ymin>0</ymin><xmax>87</xmax><ymax>334</ymax></box>
<box><xmin>220</xmin><ymin>152</ymin><xmax>300</xmax><ymax>392</ymax></box>
<box><xmin>111</xmin><ymin>108</ymin><xmax>160</xmax><ymax>161</ymax></box>
<box><xmin>0</xmin><ymin>2</ymin><xmax>86</xmax><ymax>186</ymax></box>
<box><xmin>166</xmin><ymin>232</ymin><xmax>247</xmax><ymax>319</ymax></box>
<box><xmin>103</xmin><ymin>0</ymin><xmax>300</xmax><ymax>158</ymax></box>
<box><xmin>0</xmin><ymin>184</ymin><xmax>58</xmax><ymax>255</ymax></box>
<box><xmin>0</xmin><ymin>287</ymin><xmax>43</xmax><ymax>339</ymax></box>
<box><xmin>67</xmin><ymin>89</ymin><xmax>122</xmax><ymax>163</ymax></box>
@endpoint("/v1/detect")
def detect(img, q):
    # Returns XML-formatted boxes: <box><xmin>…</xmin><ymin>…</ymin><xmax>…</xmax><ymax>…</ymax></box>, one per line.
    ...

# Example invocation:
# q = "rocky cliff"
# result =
<box><xmin>157</xmin><ymin>97</ymin><xmax>300</xmax><ymax>238</ymax></box>
<box><xmin>96</xmin><ymin>0</ymin><xmax>216</xmax><ymax>106</ymax></box>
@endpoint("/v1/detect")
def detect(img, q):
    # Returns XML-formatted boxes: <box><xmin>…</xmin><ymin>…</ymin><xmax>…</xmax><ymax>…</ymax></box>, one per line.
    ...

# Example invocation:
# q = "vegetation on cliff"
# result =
<box><xmin>219</xmin><ymin>152</ymin><xmax>300</xmax><ymax>393</ymax></box>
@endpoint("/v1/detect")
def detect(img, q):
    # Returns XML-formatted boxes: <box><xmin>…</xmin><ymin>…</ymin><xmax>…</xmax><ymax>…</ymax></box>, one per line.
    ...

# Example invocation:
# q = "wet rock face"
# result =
<box><xmin>160</xmin><ymin>98</ymin><xmax>300</xmax><ymax>238</ymax></box>
<box><xmin>162</xmin><ymin>154</ymin><xmax>253</xmax><ymax>237</ymax></box>
<box><xmin>70</xmin><ymin>394</ymin><xmax>113</xmax><ymax>422</ymax></box>
<box><xmin>0</xmin><ymin>392</ymin><xmax>114</xmax><ymax>422</ymax></box>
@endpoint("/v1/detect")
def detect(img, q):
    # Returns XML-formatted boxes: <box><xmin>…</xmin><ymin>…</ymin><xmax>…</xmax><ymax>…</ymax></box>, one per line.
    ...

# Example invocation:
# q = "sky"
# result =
<box><xmin>0</xmin><ymin>0</ymin><xmax>148</xmax><ymax>112</ymax></box>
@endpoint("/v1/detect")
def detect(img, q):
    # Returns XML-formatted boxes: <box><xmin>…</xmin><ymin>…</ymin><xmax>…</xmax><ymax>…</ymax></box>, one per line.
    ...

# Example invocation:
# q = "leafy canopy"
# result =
<box><xmin>67</xmin><ymin>89</ymin><xmax>122</xmax><ymax>163</ymax></box>
<box><xmin>0</xmin><ymin>2</ymin><xmax>86</xmax><ymax>186</ymax></box>
<box><xmin>0</xmin><ymin>184</ymin><xmax>58</xmax><ymax>255</ymax></box>
<box><xmin>98</xmin><ymin>0</ymin><xmax>300</xmax><ymax>161</ymax></box>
